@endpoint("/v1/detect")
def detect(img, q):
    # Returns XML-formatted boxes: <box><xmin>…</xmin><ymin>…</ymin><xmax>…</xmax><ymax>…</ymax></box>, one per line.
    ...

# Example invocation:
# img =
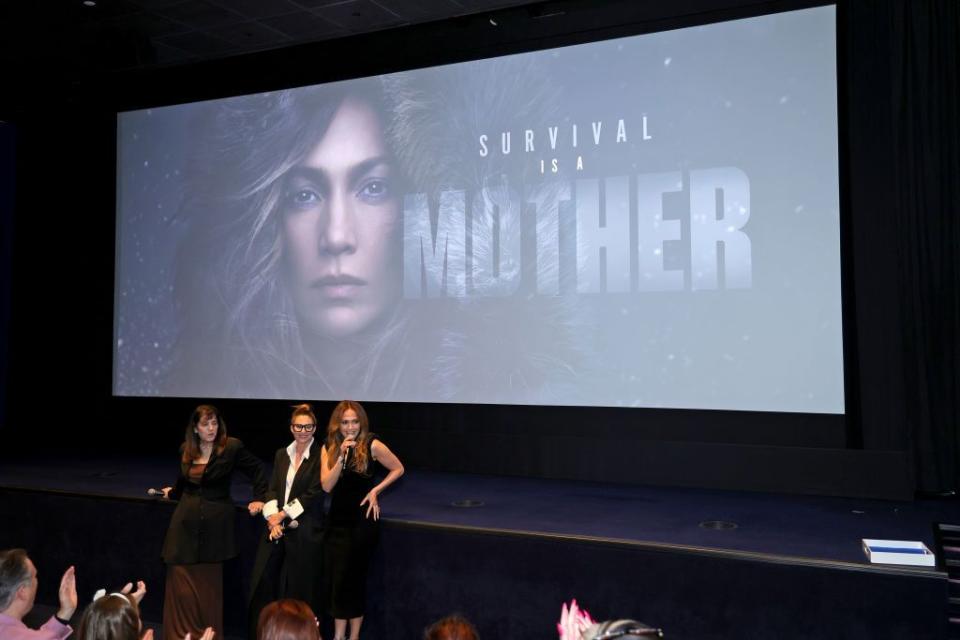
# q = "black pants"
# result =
<box><xmin>248</xmin><ymin>541</ymin><xmax>286</xmax><ymax>640</ymax></box>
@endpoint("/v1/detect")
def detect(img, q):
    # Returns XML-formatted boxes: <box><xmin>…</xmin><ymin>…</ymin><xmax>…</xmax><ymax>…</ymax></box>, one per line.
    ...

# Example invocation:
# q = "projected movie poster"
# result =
<box><xmin>115</xmin><ymin>6</ymin><xmax>843</xmax><ymax>413</ymax></box>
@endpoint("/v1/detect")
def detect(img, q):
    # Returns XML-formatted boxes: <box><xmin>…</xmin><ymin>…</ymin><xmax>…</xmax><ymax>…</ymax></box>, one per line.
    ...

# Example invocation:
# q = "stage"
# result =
<box><xmin>0</xmin><ymin>456</ymin><xmax>954</xmax><ymax>639</ymax></box>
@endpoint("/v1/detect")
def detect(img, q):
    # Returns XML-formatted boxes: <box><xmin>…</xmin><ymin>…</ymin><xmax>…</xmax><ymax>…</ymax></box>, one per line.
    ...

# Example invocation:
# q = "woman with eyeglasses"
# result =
<box><xmin>320</xmin><ymin>400</ymin><xmax>404</xmax><ymax>640</ymax></box>
<box><xmin>249</xmin><ymin>404</ymin><xmax>327</xmax><ymax>639</ymax></box>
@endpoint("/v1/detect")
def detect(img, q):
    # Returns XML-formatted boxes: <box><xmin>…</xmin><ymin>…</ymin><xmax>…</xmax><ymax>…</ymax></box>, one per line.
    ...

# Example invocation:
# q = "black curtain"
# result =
<box><xmin>891</xmin><ymin>0</ymin><xmax>960</xmax><ymax>493</ymax></box>
<box><xmin>0</xmin><ymin>122</ymin><xmax>14</xmax><ymax>434</ymax></box>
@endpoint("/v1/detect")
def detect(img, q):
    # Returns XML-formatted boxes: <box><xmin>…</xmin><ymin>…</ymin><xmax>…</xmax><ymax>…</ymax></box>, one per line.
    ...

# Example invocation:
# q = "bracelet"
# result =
<box><xmin>55</xmin><ymin>615</ymin><xmax>71</xmax><ymax>626</ymax></box>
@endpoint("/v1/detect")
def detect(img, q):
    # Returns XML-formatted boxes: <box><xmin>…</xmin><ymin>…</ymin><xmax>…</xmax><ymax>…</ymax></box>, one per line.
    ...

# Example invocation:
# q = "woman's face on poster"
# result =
<box><xmin>281</xmin><ymin>95</ymin><xmax>401</xmax><ymax>340</ymax></box>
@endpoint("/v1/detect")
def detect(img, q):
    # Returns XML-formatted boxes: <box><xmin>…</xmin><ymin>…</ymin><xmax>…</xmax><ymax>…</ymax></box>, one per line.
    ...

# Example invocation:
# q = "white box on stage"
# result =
<box><xmin>861</xmin><ymin>539</ymin><xmax>936</xmax><ymax>566</ymax></box>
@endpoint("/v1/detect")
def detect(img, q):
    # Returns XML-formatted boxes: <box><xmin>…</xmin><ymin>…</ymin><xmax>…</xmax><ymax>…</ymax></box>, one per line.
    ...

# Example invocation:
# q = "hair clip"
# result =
<box><xmin>92</xmin><ymin>589</ymin><xmax>132</xmax><ymax>604</ymax></box>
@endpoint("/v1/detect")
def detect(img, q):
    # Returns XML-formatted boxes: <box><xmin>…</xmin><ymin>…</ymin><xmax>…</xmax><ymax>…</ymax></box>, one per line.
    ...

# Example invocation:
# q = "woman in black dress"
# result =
<box><xmin>248</xmin><ymin>404</ymin><xmax>326</xmax><ymax>637</ymax></box>
<box><xmin>160</xmin><ymin>404</ymin><xmax>268</xmax><ymax>640</ymax></box>
<box><xmin>320</xmin><ymin>400</ymin><xmax>404</xmax><ymax>640</ymax></box>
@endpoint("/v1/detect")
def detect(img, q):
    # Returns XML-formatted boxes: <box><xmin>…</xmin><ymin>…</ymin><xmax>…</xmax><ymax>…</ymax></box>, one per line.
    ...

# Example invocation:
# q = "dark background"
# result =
<box><xmin>0</xmin><ymin>0</ymin><xmax>956</xmax><ymax>500</ymax></box>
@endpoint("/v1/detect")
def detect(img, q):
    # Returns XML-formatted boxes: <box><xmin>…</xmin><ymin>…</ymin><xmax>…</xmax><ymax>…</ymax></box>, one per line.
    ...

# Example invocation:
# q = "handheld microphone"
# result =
<box><xmin>343</xmin><ymin>435</ymin><xmax>357</xmax><ymax>469</ymax></box>
<box><xmin>147</xmin><ymin>488</ymin><xmax>164</xmax><ymax>497</ymax></box>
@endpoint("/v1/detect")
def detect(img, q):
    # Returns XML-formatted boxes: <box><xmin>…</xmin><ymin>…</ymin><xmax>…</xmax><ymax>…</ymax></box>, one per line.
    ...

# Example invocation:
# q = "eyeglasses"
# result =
<box><xmin>290</xmin><ymin>423</ymin><xmax>316</xmax><ymax>432</ymax></box>
<box><xmin>592</xmin><ymin>628</ymin><xmax>664</xmax><ymax>639</ymax></box>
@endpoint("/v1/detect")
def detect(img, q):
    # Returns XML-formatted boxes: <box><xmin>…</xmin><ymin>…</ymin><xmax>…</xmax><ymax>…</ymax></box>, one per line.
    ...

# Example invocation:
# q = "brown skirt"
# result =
<box><xmin>162</xmin><ymin>563</ymin><xmax>223</xmax><ymax>640</ymax></box>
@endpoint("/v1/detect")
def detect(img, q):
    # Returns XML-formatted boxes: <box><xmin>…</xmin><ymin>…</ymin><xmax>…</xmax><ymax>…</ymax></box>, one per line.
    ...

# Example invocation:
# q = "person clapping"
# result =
<box><xmin>77</xmin><ymin>581</ymin><xmax>213</xmax><ymax>640</ymax></box>
<box><xmin>0</xmin><ymin>548</ymin><xmax>76</xmax><ymax>640</ymax></box>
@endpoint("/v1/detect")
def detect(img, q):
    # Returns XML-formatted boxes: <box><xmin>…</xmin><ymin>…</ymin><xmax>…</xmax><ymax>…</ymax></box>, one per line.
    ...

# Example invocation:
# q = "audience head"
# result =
<box><xmin>581</xmin><ymin>620</ymin><xmax>664</xmax><ymax>639</ymax></box>
<box><xmin>257</xmin><ymin>599</ymin><xmax>320</xmax><ymax>640</ymax></box>
<box><xmin>0</xmin><ymin>549</ymin><xmax>35</xmax><ymax>618</ymax></box>
<box><xmin>424</xmin><ymin>614</ymin><xmax>480</xmax><ymax>640</ymax></box>
<box><xmin>76</xmin><ymin>593</ymin><xmax>141</xmax><ymax>640</ymax></box>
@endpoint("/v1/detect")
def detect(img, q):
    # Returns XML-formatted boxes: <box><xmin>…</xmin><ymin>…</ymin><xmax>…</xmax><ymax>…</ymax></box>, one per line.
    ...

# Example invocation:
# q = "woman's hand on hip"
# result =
<box><xmin>360</xmin><ymin>490</ymin><xmax>380</xmax><ymax>521</ymax></box>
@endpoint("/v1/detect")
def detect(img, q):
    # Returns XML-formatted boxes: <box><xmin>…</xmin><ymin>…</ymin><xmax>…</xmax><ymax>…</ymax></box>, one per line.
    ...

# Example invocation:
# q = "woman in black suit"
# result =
<box><xmin>160</xmin><ymin>404</ymin><xmax>268</xmax><ymax>640</ymax></box>
<box><xmin>248</xmin><ymin>404</ymin><xmax>326</xmax><ymax>638</ymax></box>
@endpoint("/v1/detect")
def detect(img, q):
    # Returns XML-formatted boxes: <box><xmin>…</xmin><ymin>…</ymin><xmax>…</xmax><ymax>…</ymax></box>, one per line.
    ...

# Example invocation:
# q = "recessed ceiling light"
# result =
<box><xmin>488</xmin><ymin>17</ymin><xmax>498</xmax><ymax>26</ymax></box>
<box><xmin>83</xmin><ymin>0</ymin><xmax>97</xmax><ymax>6</ymax></box>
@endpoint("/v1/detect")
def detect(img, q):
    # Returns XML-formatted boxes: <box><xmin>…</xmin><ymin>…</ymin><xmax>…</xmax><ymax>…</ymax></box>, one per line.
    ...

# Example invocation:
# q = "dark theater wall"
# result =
<box><xmin>0</xmin><ymin>122</ymin><xmax>14</xmax><ymax>433</ymax></box>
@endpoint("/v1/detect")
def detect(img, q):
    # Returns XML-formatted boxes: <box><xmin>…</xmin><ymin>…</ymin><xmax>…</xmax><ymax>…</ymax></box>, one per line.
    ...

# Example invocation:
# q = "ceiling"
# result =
<box><xmin>0</xmin><ymin>0</ymin><xmax>544</xmax><ymax>73</ymax></box>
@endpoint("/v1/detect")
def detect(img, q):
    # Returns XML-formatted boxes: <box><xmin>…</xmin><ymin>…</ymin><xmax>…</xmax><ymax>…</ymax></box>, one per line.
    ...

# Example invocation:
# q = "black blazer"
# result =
<box><xmin>249</xmin><ymin>438</ymin><xmax>325</xmax><ymax>606</ymax></box>
<box><xmin>161</xmin><ymin>437</ymin><xmax>268</xmax><ymax>564</ymax></box>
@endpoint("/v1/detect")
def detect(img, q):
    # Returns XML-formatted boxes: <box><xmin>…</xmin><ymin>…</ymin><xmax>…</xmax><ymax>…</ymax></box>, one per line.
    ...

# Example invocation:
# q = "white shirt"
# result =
<box><xmin>262</xmin><ymin>438</ymin><xmax>313</xmax><ymax>521</ymax></box>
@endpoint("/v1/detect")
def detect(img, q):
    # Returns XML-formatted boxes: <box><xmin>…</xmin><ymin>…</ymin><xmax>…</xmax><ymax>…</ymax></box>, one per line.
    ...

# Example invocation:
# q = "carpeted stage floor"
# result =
<box><xmin>0</xmin><ymin>455</ymin><xmax>952</xmax><ymax>565</ymax></box>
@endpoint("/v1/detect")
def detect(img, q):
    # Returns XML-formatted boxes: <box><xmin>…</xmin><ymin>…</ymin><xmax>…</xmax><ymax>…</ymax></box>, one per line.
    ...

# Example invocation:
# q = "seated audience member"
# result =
<box><xmin>580</xmin><ymin>620</ymin><xmax>664</xmax><ymax>639</ymax></box>
<box><xmin>423</xmin><ymin>614</ymin><xmax>479</xmax><ymax>640</ymax></box>
<box><xmin>257</xmin><ymin>600</ymin><xmax>320</xmax><ymax>640</ymax></box>
<box><xmin>76</xmin><ymin>592</ymin><xmax>142</xmax><ymax>640</ymax></box>
<box><xmin>77</xmin><ymin>583</ymin><xmax>212</xmax><ymax>640</ymax></box>
<box><xmin>0</xmin><ymin>549</ymin><xmax>77</xmax><ymax>640</ymax></box>
<box><xmin>558</xmin><ymin>601</ymin><xmax>663</xmax><ymax>640</ymax></box>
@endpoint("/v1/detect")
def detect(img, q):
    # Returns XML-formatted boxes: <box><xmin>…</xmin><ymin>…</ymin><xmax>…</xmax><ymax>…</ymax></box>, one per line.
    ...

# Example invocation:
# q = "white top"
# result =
<box><xmin>262</xmin><ymin>437</ymin><xmax>313</xmax><ymax>521</ymax></box>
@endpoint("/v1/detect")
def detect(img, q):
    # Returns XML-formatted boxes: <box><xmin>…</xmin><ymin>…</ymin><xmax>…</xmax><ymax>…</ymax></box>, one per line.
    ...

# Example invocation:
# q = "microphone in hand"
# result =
<box><xmin>342</xmin><ymin>435</ymin><xmax>357</xmax><ymax>469</ymax></box>
<box><xmin>269</xmin><ymin>520</ymin><xmax>299</xmax><ymax>542</ymax></box>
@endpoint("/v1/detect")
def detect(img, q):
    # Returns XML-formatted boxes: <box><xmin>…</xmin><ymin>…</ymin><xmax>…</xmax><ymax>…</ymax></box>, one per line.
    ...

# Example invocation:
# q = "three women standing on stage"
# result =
<box><xmin>160</xmin><ymin>405</ymin><xmax>268</xmax><ymax>640</ymax></box>
<box><xmin>160</xmin><ymin>401</ymin><xmax>403</xmax><ymax>640</ymax></box>
<box><xmin>249</xmin><ymin>404</ymin><xmax>326</xmax><ymax>635</ymax></box>
<box><xmin>320</xmin><ymin>400</ymin><xmax>404</xmax><ymax>640</ymax></box>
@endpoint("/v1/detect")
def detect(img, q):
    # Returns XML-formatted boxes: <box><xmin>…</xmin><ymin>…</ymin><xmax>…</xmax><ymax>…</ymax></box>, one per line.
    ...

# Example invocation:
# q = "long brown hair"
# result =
<box><xmin>76</xmin><ymin>595</ymin><xmax>140</xmax><ymax>640</ymax></box>
<box><xmin>182</xmin><ymin>404</ymin><xmax>228</xmax><ymax>463</ymax></box>
<box><xmin>325</xmin><ymin>400</ymin><xmax>371</xmax><ymax>473</ymax></box>
<box><xmin>257</xmin><ymin>599</ymin><xmax>319</xmax><ymax>640</ymax></box>
<box><xmin>169</xmin><ymin>81</ymin><xmax>405</xmax><ymax>401</ymax></box>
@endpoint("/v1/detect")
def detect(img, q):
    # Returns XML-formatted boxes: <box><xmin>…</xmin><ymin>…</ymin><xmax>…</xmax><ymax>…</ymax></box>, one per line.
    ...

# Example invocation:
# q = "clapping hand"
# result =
<box><xmin>57</xmin><ymin>566</ymin><xmax>77</xmax><ymax>621</ymax></box>
<box><xmin>557</xmin><ymin>599</ymin><xmax>595</xmax><ymax>640</ymax></box>
<box><xmin>120</xmin><ymin>580</ymin><xmax>147</xmax><ymax>604</ymax></box>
